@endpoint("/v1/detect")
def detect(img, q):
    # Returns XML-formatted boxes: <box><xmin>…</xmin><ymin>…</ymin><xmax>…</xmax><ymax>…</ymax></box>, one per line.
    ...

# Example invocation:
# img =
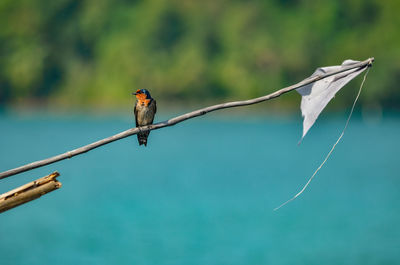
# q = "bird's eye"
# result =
<box><xmin>136</xmin><ymin>89</ymin><xmax>141</xmax><ymax>94</ymax></box>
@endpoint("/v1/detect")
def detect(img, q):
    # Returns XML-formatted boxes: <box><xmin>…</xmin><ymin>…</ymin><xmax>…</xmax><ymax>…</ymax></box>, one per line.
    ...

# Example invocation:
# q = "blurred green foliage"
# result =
<box><xmin>0</xmin><ymin>0</ymin><xmax>399</xmax><ymax>110</ymax></box>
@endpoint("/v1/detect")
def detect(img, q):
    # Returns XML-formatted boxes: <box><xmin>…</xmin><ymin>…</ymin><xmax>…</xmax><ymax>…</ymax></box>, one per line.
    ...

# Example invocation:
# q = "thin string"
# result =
<box><xmin>274</xmin><ymin>67</ymin><xmax>371</xmax><ymax>211</ymax></box>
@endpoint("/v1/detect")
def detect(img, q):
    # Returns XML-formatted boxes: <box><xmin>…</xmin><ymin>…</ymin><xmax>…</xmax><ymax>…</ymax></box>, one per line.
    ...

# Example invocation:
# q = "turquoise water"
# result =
<box><xmin>1</xmin><ymin>113</ymin><xmax>399</xmax><ymax>265</ymax></box>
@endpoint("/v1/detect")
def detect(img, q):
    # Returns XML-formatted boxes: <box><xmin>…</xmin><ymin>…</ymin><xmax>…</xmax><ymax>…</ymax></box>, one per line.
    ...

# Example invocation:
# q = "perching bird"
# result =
<box><xmin>133</xmin><ymin>89</ymin><xmax>157</xmax><ymax>146</ymax></box>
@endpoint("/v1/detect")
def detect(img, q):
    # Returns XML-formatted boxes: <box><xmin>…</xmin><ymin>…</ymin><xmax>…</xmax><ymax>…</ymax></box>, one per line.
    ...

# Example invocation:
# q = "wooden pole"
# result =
<box><xmin>0</xmin><ymin>58</ymin><xmax>374</xmax><ymax>180</ymax></box>
<box><xmin>0</xmin><ymin>172</ymin><xmax>61</xmax><ymax>213</ymax></box>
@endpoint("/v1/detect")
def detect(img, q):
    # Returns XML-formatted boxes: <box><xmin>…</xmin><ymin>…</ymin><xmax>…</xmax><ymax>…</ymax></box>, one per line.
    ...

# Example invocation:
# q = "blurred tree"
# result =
<box><xmin>0</xmin><ymin>0</ymin><xmax>398</xmax><ymax>110</ymax></box>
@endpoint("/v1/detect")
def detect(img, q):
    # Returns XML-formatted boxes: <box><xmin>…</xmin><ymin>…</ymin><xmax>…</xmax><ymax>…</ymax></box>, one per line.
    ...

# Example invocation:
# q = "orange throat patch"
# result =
<box><xmin>136</xmin><ymin>94</ymin><xmax>150</xmax><ymax>106</ymax></box>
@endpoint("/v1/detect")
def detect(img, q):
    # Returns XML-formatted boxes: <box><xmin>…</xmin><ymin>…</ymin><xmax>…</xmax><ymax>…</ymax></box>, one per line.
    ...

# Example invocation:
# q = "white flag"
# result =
<box><xmin>296</xmin><ymin>60</ymin><xmax>367</xmax><ymax>140</ymax></box>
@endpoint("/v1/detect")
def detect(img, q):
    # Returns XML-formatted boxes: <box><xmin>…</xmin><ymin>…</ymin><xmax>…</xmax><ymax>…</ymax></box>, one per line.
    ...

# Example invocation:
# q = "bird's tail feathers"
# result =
<box><xmin>137</xmin><ymin>131</ymin><xmax>150</xmax><ymax>146</ymax></box>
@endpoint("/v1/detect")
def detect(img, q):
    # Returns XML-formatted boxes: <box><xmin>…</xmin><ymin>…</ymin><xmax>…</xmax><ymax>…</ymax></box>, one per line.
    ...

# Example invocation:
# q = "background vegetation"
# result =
<box><xmin>0</xmin><ymin>0</ymin><xmax>399</xmax><ymax>111</ymax></box>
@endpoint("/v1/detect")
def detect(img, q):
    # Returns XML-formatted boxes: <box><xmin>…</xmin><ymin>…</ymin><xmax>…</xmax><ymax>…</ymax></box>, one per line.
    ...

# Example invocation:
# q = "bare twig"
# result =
<box><xmin>0</xmin><ymin>58</ymin><xmax>374</xmax><ymax>180</ymax></box>
<box><xmin>0</xmin><ymin>172</ymin><xmax>61</xmax><ymax>213</ymax></box>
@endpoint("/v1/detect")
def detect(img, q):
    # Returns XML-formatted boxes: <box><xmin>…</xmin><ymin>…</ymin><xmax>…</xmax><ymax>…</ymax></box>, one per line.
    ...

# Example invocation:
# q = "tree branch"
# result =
<box><xmin>0</xmin><ymin>172</ymin><xmax>61</xmax><ymax>213</ymax></box>
<box><xmin>0</xmin><ymin>58</ymin><xmax>374</xmax><ymax>180</ymax></box>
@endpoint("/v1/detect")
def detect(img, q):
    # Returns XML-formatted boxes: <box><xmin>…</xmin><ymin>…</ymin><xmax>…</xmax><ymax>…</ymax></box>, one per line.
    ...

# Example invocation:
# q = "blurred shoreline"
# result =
<box><xmin>0</xmin><ymin>93</ymin><xmax>394</xmax><ymax>117</ymax></box>
<box><xmin>0</xmin><ymin>100</ymin><xmax>395</xmax><ymax>127</ymax></box>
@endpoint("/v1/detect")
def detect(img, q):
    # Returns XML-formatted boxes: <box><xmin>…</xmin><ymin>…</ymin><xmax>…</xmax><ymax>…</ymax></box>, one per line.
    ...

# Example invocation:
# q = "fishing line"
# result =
<box><xmin>274</xmin><ymin>67</ymin><xmax>371</xmax><ymax>211</ymax></box>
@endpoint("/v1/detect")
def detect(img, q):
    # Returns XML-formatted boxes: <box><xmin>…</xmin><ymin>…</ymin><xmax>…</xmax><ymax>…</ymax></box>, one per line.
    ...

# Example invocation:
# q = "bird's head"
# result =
<box><xmin>132</xmin><ymin>89</ymin><xmax>152</xmax><ymax>100</ymax></box>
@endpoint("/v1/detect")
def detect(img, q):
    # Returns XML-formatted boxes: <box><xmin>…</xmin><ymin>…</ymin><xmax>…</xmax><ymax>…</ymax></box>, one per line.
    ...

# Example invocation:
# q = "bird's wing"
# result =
<box><xmin>151</xmin><ymin>99</ymin><xmax>157</xmax><ymax>123</ymax></box>
<box><xmin>134</xmin><ymin>101</ymin><xmax>139</xmax><ymax>127</ymax></box>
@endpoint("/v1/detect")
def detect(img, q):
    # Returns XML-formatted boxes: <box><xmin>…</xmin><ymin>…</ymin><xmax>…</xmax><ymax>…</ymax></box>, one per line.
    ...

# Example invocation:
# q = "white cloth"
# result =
<box><xmin>296</xmin><ymin>60</ymin><xmax>367</xmax><ymax>140</ymax></box>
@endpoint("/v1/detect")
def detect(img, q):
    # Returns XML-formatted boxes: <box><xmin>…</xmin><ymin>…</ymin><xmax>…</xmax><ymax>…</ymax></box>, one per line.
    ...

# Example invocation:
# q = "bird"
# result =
<box><xmin>133</xmin><ymin>89</ymin><xmax>157</xmax><ymax>146</ymax></box>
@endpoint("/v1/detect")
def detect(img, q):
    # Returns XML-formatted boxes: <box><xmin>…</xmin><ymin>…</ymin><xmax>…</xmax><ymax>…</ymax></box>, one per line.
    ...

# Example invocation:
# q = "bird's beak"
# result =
<box><xmin>132</xmin><ymin>92</ymin><xmax>138</xmax><ymax>95</ymax></box>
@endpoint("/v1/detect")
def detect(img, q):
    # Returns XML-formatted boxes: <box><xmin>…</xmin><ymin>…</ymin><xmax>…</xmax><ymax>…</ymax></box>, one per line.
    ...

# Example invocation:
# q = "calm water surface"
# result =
<box><xmin>0</xmin><ymin>113</ymin><xmax>399</xmax><ymax>265</ymax></box>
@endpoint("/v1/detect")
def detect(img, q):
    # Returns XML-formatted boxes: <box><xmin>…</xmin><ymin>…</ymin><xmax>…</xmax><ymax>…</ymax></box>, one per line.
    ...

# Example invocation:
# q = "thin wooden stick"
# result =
<box><xmin>0</xmin><ymin>172</ymin><xmax>61</xmax><ymax>213</ymax></box>
<box><xmin>0</xmin><ymin>58</ymin><xmax>374</xmax><ymax>180</ymax></box>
